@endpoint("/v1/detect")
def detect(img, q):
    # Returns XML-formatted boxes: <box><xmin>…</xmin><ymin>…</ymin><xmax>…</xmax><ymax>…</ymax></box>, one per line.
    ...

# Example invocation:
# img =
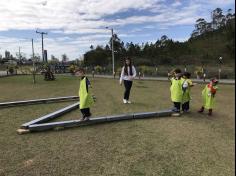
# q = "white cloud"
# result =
<box><xmin>0</xmin><ymin>0</ymin><xmax>234</xmax><ymax>58</ymax></box>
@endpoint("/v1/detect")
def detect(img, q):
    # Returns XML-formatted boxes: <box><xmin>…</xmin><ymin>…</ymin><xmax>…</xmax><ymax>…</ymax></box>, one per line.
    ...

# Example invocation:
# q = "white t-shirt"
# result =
<box><xmin>120</xmin><ymin>66</ymin><xmax>137</xmax><ymax>83</ymax></box>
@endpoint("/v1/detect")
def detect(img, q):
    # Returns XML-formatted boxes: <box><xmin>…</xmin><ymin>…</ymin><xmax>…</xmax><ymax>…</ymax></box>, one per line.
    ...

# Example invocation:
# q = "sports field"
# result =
<box><xmin>0</xmin><ymin>75</ymin><xmax>235</xmax><ymax>176</ymax></box>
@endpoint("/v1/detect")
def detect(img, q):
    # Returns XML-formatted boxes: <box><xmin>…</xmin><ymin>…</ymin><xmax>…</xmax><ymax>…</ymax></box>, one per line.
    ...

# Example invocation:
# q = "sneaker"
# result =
<box><xmin>84</xmin><ymin>117</ymin><xmax>90</xmax><ymax>121</ymax></box>
<box><xmin>123</xmin><ymin>99</ymin><xmax>127</xmax><ymax>104</ymax></box>
<box><xmin>183</xmin><ymin>109</ymin><xmax>190</xmax><ymax>113</ymax></box>
<box><xmin>80</xmin><ymin>117</ymin><xmax>86</xmax><ymax>121</ymax></box>
<box><xmin>127</xmin><ymin>100</ymin><xmax>132</xmax><ymax>104</ymax></box>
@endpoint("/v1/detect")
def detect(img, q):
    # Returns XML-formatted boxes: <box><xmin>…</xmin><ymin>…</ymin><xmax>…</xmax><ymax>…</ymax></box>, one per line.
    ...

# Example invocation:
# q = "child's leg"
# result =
<box><xmin>208</xmin><ymin>109</ymin><xmax>213</xmax><ymax>116</ymax></box>
<box><xmin>182</xmin><ymin>103</ymin><xmax>186</xmax><ymax>111</ymax></box>
<box><xmin>184</xmin><ymin>101</ymin><xmax>190</xmax><ymax>112</ymax></box>
<box><xmin>174</xmin><ymin>102</ymin><xmax>181</xmax><ymax>112</ymax></box>
<box><xmin>186</xmin><ymin>101</ymin><xmax>190</xmax><ymax>111</ymax></box>
<box><xmin>80</xmin><ymin>109</ymin><xmax>86</xmax><ymax>119</ymax></box>
<box><xmin>80</xmin><ymin>108</ymin><xmax>91</xmax><ymax>119</ymax></box>
<box><xmin>198</xmin><ymin>106</ymin><xmax>204</xmax><ymax>113</ymax></box>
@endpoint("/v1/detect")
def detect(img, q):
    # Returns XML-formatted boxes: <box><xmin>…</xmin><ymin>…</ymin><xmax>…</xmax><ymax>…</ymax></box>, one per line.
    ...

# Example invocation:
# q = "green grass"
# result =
<box><xmin>0</xmin><ymin>75</ymin><xmax>235</xmax><ymax>176</ymax></box>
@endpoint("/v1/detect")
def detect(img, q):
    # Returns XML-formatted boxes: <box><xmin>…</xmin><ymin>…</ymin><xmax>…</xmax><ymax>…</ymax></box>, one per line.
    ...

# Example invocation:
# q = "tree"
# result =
<box><xmin>90</xmin><ymin>45</ymin><xmax>94</xmax><ymax>50</ymax></box>
<box><xmin>62</xmin><ymin>54</ymin><xmax>69</xmax><ymax>63</ymax></box>
<box><xmin>226</xmin><ymin>9</ymin><xmax>235</xmax><ymax>23</ymax></box>
<box><xmin>50</xmin><ymin>55</ymin><xmax>59</xmax><ymax>64</ymax></box>
<box><xmin>212</xmin><ymin>8</ymin><xmax>225</xmax><ymax>29</ymax></box>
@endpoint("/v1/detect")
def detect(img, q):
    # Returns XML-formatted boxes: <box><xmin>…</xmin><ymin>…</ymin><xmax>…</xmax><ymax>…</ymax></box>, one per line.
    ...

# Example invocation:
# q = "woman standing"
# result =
<box><xmin>120</xmin><ymin>58</ymin><xmax>137</xmax><ymax>104</ymax></box>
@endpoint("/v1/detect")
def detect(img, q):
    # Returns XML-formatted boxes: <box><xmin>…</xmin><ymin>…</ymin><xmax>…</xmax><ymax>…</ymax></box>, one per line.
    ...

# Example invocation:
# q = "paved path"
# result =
<box><xmin>84</xmin><ymin>74</ymin><xmax>235</xmax><ymax>85</ymax></box>
<box><xmin>0</xmin><ymin>71</ymin><xmax>7</xmax><ymax>77</ymax></box>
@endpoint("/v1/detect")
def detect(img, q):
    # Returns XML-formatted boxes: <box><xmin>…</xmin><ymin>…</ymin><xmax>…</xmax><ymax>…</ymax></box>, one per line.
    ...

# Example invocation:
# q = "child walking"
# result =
<box><xmin>76</xmin><ymin>68</ymin><xmax>94</xmax><ymax>121</ymax></box>
<box><xmin>198</xmin><ymin>78</ymin><xmax>219</xmax><ymax>116</ymax></box>
<box><xmin>181</xmin><ymin>72</ymin><xmax>195</xmax><ymax>112</ymax></box>
<box><xmin>168</xmin><ymin>68</ymin><xmax>183</xmax><ymax>113</ymax></box>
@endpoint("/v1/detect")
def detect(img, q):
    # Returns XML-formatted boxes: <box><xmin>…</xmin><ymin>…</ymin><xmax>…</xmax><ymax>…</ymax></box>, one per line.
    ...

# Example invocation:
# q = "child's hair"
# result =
<box><xmin>75</xmin><ymin>68</ymin><xmax>85</xmax><ymax>74</ymax></box>
<box><xmin>174</xmin><ymin>68</ymin><xmax>182</xmax><ymax>74</ymax></box>
<box><xmin>183</xmin><ymin>72</ymin><xmax>191</xmax><ymax>79</ymax></box>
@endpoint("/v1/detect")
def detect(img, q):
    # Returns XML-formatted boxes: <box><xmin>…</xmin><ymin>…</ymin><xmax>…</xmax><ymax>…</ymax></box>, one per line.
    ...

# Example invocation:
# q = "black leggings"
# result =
<box><xmin>173</xmin><ymin>102</ymin><xmax>181</xmax><ymax>112</ymax></box>
<box><xmin>80</xmin><ymin>108</ymin><xmax>91</xmax><ymax>118</ymax></box>
<box><xmin>124</xmin><ymin>80</ymin><xmax>133</xmax><ymax>100</ymax></box>
<box><xmin>182</xmin><ymin>101</ymin><xmax>190</xmax><ymax>111</ymax></box>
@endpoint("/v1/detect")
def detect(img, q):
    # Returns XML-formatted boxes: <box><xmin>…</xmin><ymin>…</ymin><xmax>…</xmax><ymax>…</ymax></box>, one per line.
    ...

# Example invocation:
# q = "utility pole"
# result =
<box><xmin>218</xmin><ymin>56</ymin><xmax>223</xmax><ymax>80</ymax></box>
<box><xmin>18</xmin><ymin>47</ymin><xmax>21</xmax><ymax>63</ymax></box>
<box><xmin>106</xmin><ymin>27</ymin><xmax>115</xmax><ymax>75</ymax></box>
<box><xmin>32</xmin><ymin>39</ymin><xmax>36</xmax><ymax>84</ymax></box>
<box><xmin>36</xmin><ymin>30</ymin><xmax>47</xmax><ymax>62</ymax></box>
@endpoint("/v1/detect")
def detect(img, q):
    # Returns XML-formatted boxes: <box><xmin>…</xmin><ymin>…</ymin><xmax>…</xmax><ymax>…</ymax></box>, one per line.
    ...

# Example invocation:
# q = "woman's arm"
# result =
<box><xmin>120</xmin><ymin>67</ymin><xmax>124</xmax><ymax>84</ymax></box>
<box><xmin>132</xmin><ymin>66</ymin><xmax>137</xmax><ymax>78</ymax></box>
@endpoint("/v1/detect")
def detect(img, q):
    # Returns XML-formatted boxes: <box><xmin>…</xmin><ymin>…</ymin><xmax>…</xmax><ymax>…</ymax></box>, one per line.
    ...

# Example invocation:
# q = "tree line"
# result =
<box><xmin>83</xmin><ymin>8</ymin><xmax>235</xmax><ymax>68</ymax></box>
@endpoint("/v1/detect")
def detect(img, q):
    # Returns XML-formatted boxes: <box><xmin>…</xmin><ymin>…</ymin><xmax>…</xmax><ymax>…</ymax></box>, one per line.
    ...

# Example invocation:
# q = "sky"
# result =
<box><xmin>0</xmin><ymin>0</ymin><xmax>235</xmax><ymax>60</ymax></box>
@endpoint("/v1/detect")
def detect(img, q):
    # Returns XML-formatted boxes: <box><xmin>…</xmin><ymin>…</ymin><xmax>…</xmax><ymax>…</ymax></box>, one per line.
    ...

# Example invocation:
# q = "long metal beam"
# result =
<box><xmin>26</xmin><ymin>110</ymin><xmax>173</xmax><ymax>133</ymax></box>
<box><xmin>21</xmin><ymin>102</ymin><xmax>80</xmax><ymax>129</ymax></box>
<box><xmin>0</xmin><ymin>96</ymin><xmax>79</xmax><ymax>108</ymax></box>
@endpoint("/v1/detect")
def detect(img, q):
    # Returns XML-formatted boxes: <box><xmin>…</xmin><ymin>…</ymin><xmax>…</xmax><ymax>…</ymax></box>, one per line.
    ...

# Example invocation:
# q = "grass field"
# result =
<box><xmin>0</xmin><ymin>75</ymin><xmax>235</xmax><ymax>176</ymax></box>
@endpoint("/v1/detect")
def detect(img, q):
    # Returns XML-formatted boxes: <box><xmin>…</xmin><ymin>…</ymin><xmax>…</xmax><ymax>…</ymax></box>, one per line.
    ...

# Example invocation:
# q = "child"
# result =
<box><xmin>181</xmin><ymin>72</ymin><xmax>195</xmax><ymax>112</ymax></box>
<box><xmin>198</xmin><ymin>78</ymin><xmax>219</xmax><ymax>116</ymax></box>
<box><xmin>75</xmin><ymin>68</ymin><xmax>94</xmax><ymax>121</ymax></box>
<box><xmin>168</xmin><ymin>68</ymin><xmax>183</xmax><ymax>113</ymax></box>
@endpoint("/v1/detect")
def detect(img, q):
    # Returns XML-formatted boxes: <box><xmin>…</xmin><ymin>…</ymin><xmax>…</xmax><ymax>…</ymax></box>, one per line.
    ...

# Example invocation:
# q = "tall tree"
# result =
<box><xmin>62</xmin><ymin>54</ymin><xmax>69</xmax><ymax>63</ymax></box>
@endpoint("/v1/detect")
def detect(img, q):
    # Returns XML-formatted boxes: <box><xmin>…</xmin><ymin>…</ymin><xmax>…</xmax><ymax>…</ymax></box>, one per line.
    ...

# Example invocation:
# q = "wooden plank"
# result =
<box><xmin>21</xmin><ymin>102</ymin><xmax>80</xmax><ymax>129</ymax></box>
<box><xmin>106</xmin><ymin>114</ymin><xmax>134</xmax><ymax>121</ymax></box>
<box><xmin>156</xmin><ymin>109</ymin><xmax>173</xmax><ymax>117</ymax></box>
<box><xmin>0</xmin><ymin>96</ymin><xmax>79</xmax><ymax>108</ymax></box>
<box><xmin>26</xmin><ymin>110</ymin><xmax>173</xmax><ymax>133</ymax></box>
<box><xmin>28</xmin><ymin>117</ymin><xmax>108</xmax><ymax>132</ymax></box>
<box><xmin>133</xmin><ymin>112</ymin><xmax>158</xmax><ymax>119</ymax></box>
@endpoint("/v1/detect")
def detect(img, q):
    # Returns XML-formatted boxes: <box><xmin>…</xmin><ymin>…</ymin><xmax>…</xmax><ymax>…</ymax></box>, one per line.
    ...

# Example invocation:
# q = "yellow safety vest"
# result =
<box><xmin>182</xmin><ymin>78</ymin><xmax>193</xmax><ymax>103</ymax></box>
<box><xmin>202</xmin><ymin>85</ymin><xmax>218</xmax><ymax>109</ymax></box>
<box><xmin>170</xmin><ymin>78</ymin><xmax>183</xmax><ymax>102</ymax></box>
<box><xmin>79</xmin><ymin>77</ymin><xmax>94</xmax><ymax>109</ymax></box>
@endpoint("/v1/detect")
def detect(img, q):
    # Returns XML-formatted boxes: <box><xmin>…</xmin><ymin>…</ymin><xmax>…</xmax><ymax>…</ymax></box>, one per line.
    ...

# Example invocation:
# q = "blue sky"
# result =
<box><xmin>0</xmin><ymin>0</ymin><xmax>235</xmax><ymax>60</ymax></box>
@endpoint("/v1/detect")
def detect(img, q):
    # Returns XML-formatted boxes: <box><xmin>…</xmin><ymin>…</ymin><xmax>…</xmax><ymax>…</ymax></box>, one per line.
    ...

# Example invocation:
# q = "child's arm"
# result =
<box><xmin>86</xmin><ymin>78</ymin><xmax>92</xmax><ymax>88</ymax></box>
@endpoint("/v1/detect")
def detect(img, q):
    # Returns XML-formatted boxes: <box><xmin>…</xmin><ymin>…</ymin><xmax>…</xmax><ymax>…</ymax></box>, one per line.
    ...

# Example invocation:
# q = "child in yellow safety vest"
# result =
<box><xmin>181</xmin><ymin>72</ymin><xmax>196</xmax><ymax>112</ymax></box>
<box><xmin>198</xmin><ymin>78</ymin><xmax>219</xmax><ymax>116</ymax></box>
<box><xmin>75</xmin><ymin>68</ymin><xmax>94</xmax><ymax>121</ymax></box>
<box><xmin>168</xmin><ymin>68</ymin><xmax>183</xmax><ymax>113</ymax></box>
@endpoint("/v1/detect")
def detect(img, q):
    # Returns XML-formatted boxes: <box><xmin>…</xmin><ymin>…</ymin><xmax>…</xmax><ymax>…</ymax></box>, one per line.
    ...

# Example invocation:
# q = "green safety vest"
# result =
<box><xmin>202</xmin><ymin>85</ymin><xmax>218</xmax><ymax>109</ymax></box>
<box><xmin>170</xmin><ymin>78</ymin><xmax>183</xmax><ymax>102</ymax></box>
<box><xmin>79</xmin><ymin>77</ymin><xmax>94</xmax><ymax>109</ymax></box>
<box><xmin>182</xmin><ymin>78</ymin><xmax>192</xmax><ymax>103</ymax></box>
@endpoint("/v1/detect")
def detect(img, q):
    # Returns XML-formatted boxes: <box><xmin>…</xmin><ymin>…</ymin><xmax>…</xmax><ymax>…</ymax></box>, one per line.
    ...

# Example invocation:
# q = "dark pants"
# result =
<box><xmin>80</xmin><ymin>108</ymin><xmax>91</xmax><ymax>118</ymax></box>
<box><xmin>124</xmin><ymin>80</ymin><xmax>133</xmax><ymax>100</ymax></box>
<box><xmin>173</xmin><ymin>102</ymin><xmax>181</xmax><ymax>112</ymax></box>
<box><xmin>182</xmin><ymin>101</ymin><xmax>190</xmax><ymax>112</ymax></box>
